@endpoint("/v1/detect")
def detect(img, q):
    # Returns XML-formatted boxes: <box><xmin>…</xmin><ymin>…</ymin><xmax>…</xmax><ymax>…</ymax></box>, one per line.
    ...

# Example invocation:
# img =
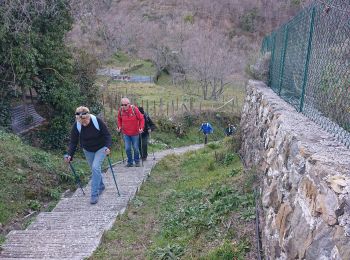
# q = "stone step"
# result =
<box><xmin>71</xmin><ymin>185</ymin><xmax>137</xmax><ymax>199</ymax></box>
<box><xmin>27</xmin><ymin>210</ymin><xmax>118</xmax><ymax>231</ymax></box>
<box><xmin>0</xmin><ymin>254</ymin><xmax>76</xmax><ymax>260</ymax></box>
<box><xmin>0</xmin><ymin>230</ymin><xmax>101</xmax><ymax>259</ymax></box>
<box><xmin>52</xmin><ymin>196</ymin><xmax>129</xmax><ymax>212</ymax></box>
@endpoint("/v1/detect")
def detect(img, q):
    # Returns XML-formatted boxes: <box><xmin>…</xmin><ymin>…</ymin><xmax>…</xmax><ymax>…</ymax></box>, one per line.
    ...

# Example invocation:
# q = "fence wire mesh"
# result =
<box><xmin>261</xmin><ymin>0</ymin><xmax>350</xmax><ymax>148</ymax></box>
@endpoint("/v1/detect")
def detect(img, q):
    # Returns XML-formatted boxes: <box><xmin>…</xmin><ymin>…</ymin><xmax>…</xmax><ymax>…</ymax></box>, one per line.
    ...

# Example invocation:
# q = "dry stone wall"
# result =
<box><xmin>240</xmin><ymin>80</ymin><xmax>350</xmax><ymax>260</ymax></box>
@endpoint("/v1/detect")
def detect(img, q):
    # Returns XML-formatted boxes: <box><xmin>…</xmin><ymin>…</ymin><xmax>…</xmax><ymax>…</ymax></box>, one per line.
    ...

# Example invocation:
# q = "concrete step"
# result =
<box><xmin>27</xmin><ymin>210</ymin><xmax>118</xmax><ymax>231</ymax></box>
<box><xmin>0</xmin><ymin>230</ymin><xmax>101</xmax><ymax>259</ymax></box>
<box><xmin>52</xmin><ymin>196</ymin><xmax>129</xmax><ymax>212</ymax></box>
<box><xmin>71</xmin><ymin>185</ymin><xmax>137</xmax><ymax>199</ymax></box>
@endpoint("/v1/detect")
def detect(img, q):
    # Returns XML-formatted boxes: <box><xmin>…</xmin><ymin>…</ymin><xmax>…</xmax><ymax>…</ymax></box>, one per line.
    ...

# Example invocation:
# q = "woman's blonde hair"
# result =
<box><xmin>75</xmin><ymin>106</ymin><xmax>90</xmax><ymax>114</ymax></box>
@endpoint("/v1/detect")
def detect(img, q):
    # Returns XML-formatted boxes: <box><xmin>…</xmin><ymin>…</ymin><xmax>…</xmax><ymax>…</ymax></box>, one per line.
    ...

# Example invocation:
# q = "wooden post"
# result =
<box><xmin>142</xmin><ymin>100</ymin><xmax>144</xmax><ymax>108</ymax></box>
<box><xmin>189</xmin><ymin>98</ymin><xmax>193</xmax><ymax>111</ymax></box>
<box><xmin>199</xmin><ymin>102</ymin><xmax>202</xmax><ymax>113</ymax></box>
<box><xmin>102</xmin><ymin>93</ymin><xmax>106</xmax><ymax>118</ymax></box>
<box><xmin>111</xmin><ymin>93</ymin><xmax>116</xmax><ymax>114</ymax></box>
<box><xmin>176</xmin><ymin>97</ymin><xmax>179</xmax><ymax>111</ymax></box>
<box><xmin>154</xmin><ymin>100</ymin><xmax>156</xmax><ymax>116</ymax></box>
<box><xmin>166</xmin><ymin>102</ymin><xmax>169</xmax><ymax>116</ymax></box>
<box><xmin>160</xmin><ymin>98</ymin><xmax>163</xmax><ymax>116</ymax></box>
<box><xmin>172</xmin><ymin>100</ymin><xmax>175</xmax><ymax>115</ymax></box>
<box><xmin>146</xmin><ymin>100</ymin><xmax>149</xmax><ymax>114</ymax></box>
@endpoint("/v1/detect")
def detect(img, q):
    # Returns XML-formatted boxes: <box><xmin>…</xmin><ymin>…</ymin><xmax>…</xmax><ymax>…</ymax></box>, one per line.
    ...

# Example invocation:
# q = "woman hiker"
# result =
<box><xmin>64</xmin><ymin>106</ymin><xmax>112</xmax><ymax>204</ymax></box>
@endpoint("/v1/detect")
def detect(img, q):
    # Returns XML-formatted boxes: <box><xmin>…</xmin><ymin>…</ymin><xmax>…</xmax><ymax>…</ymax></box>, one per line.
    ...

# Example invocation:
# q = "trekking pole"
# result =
<box><xmin>64</xmin><ymin>155</ymin><xmax>85</xmax><ymax>195</ymax></box>
<box><xmin>139</xmin><ymin>134</ymin><xmax>144</xmax><ymax>166</ymax></box>
<box><xmin>114</xmin><ymin>106</ymin><xmax>125</xmax><ymax>164</ymax></box>
<box><xmin>107</xmin><ymin>155</ymin><xmax>120</xmax><ymax>196</ymax></box>
<box><xmin>149</xmin><ymin>132</ymin><xmax>155</xmax><ymax>160</ymax></box>
<box><xmin>119</xmin><ymin>133</ymin><xmax>125</xmax><ymax>163</ymax></box>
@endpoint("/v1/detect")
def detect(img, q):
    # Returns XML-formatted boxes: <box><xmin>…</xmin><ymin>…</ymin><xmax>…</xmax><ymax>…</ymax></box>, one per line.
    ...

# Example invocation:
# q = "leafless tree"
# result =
<box><xmin>181</xmin><ymin>29</ymin><xmax>237</xmax><ymax>100</ymax></box>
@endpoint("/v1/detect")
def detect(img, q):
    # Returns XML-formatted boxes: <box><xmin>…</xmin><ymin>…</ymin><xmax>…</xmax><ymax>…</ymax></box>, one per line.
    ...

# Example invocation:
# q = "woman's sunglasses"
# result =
<box><xmin>121</xmin><ymin>104</ymin><xmax>129</xmax><ymax>107</ymax></box>
<box><xmin>75</xmin><ymin>112</ymin><xmax>88</xmax><ymax>116</ymax></box>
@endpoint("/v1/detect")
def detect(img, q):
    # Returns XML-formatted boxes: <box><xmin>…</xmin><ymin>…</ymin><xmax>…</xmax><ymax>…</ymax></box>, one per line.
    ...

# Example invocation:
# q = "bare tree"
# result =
<box><xmin>182</xmin><ymin>29</ymin><xmax>237</xmax><ymax>100</ymax></box>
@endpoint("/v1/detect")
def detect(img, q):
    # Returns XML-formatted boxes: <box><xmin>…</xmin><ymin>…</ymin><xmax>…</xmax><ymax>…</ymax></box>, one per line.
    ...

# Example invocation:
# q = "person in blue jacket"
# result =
<box><xmin>199</xmin><ymin>122</ymin><xmax>213</xmax><ymax>144</ymax></box>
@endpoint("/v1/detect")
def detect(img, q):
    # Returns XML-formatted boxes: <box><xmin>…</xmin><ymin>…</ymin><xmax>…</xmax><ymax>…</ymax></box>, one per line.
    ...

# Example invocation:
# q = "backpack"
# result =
<box><xmin>143</xmin><ymin>113</ymin><xmax>156</xmax><ymax>132</ymax></box>
<box><xmin>76</xmin><ymin>114</ymin><xmax>100</xmax><ymax>133</ymax></box>
<box><xmin>118</xmin><ymin>105</ymin><xmax>138</xmax><ymax>118</ymax></box>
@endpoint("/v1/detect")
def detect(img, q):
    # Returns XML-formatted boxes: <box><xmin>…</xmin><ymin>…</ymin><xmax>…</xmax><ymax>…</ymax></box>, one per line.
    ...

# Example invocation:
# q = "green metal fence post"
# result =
<box><xmin>268</xmin><ymin>33</ymin><xmax>277</xmax><ymax>87</ymax></box>
<box><xmin>278</xmin><ymin>25</ymin><xmax>289</xmax><ymax>95</ymax></box>
<box><xmin>299</xmin><ymin>6</ymin><xmax>316</xmax><ymax>112</ymax></box>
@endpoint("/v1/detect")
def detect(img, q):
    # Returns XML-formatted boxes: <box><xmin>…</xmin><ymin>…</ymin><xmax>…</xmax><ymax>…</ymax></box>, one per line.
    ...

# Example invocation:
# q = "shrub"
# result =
<box><xmin>249</xmin><ymin>52</ymin><xmax>271</xmax><ymax>83</ymax></box>
<box><xmin>240</xmin><ymin>8</ymin><xmax>258</xmax><ymax>32</ymax></box>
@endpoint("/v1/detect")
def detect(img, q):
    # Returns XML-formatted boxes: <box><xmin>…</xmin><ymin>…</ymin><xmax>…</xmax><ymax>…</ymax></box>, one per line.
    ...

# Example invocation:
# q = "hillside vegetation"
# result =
<box><xmin>0</xmin><ymin>0</ymin><xmax>309</xmax><ymax>256</ymax></box>
<box><xmin>0</xmin><ymin>130</ymin><xmax>78</xmax><ymax>243</ymax></box>
<box><xmin>69</xmin><ymin>0</ymin><xmax>311</xmax><ymax>86</ymax></box>
<box><xmin>91</xmin><ymin>139</ymin><xmax>259</xmax><ymax>259</ymax></box>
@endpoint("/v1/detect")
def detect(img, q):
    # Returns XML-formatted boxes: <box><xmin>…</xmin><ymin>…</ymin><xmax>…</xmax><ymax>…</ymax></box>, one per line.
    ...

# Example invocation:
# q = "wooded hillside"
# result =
<box><xmin>68</xmin><ymin>0</ymin><xmax>311</xmax><ymax>79</ymax></box>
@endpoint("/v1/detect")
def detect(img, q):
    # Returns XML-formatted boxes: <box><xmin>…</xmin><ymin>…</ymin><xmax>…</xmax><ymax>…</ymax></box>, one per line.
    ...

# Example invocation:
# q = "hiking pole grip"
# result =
<box><xmin>107</xmin><ymin>155</ymin><xmax>120</xmax><ymax>196</ymax></box>
<box><xmin>64</xmin><ymin>155</ymin><xmax>85</xmax><ymax>195</ymax></box>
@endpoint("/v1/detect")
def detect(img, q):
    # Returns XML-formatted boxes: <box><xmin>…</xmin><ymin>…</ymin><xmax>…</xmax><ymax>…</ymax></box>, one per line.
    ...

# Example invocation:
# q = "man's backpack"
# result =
<box><xmin>144</xmin><ymin>113</ymin><xmax>155</xmax><ymax>132</ymax></box>
<box><xmin>118</xmin><ymin>105</ymin><xmax>138</xmax><ymax>118</ymax></box>
<box><xmin>76</xmin><ymin>114</ymin><xmax>100</xmax><ymax>133</ymax></box>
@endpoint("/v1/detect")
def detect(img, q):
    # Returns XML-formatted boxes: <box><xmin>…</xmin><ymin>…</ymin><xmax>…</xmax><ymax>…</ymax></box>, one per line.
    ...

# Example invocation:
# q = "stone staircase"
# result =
<box><xmin>0</xmin><ymin>144</ymin><xmax>203</xmax><ymax>260</ymax></box>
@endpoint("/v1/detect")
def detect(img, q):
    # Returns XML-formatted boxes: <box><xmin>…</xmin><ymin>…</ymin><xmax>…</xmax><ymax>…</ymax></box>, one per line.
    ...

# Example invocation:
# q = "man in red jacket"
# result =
<box><xmin>117</xmin><ymin>97</ymin><xmax>145</xmax><ymax>167</ymax></box>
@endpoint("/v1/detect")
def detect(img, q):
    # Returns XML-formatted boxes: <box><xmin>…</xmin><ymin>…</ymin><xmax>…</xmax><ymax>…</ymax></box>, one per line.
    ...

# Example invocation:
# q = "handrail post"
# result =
<box><xmin>299</xmin><ymin>6</ymin><xmax>316</xmax><ymax>112</ymax></box>
<box><xmin>278</xmin><ymin>25</ymin><xmax>289</xmax><ymax>95</ymax></box>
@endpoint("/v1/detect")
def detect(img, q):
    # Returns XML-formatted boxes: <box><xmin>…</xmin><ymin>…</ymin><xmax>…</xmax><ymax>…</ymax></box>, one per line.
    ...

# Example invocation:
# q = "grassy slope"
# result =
<box><xmin>0</xmin><ymin>131</ymin><xmax>91</xmax><ymax>244</ymax></box>
<box><xmin>90</xmin><ymin>139</ymin><xmax>257</xmax><ymax>259</ymax></box>
<box><xmin>99</xmin><ymin>51</ymin><xmax>243</xmax><ymax>155</ymax></box>
<box><xmin>98</xmin><ymin>52</ymin><xmax>246</xmax><ymax>114</ymax></box>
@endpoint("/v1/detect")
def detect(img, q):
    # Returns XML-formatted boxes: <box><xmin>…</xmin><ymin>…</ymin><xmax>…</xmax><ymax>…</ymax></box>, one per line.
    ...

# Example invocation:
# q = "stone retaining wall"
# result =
<box><xmin>240</xmin><ymin>80</ymin><xmax>350</xmax><ymax>259</ymax></box>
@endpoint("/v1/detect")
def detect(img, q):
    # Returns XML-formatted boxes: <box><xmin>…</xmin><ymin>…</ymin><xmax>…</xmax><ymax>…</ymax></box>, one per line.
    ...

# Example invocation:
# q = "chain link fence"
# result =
<box><xmin>261</xmin><ymin>0</ymin><xmax>350</xmax><ymax>148</ymax></box>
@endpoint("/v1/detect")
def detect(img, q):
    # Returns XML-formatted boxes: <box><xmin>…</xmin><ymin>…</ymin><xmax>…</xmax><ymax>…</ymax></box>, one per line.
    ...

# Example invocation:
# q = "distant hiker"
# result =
<box><xmin>225</xmin><ymin>123</ymin><xmax>236</xmax><ymax>136</ymax></box>
<box><xmin>138</xmin><ymin>107</ymin><xmax>156</xmax><ymax>161</ymax></box>
<box><xmin>116</xmin><ymin>97</ymin><xmax>145</xmax><ymax>167</ymax></box>
<box><xmin>64</xmin><ymin>106</ymin><xmax>112</xmax><ymax>205</ymax></box>
<box><xmin>199</xmin><ymin>122</ymin><xmax>213</xmax><ymax>144</ymax></box>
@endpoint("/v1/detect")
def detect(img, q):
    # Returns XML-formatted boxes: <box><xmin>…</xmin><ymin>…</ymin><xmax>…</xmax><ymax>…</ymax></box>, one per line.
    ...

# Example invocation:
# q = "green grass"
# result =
<box><xmin>98</xmin><ymin>51</ymin><xmax>246</xmax><ymax>114</ymax></box>
<box><xmin>105</xmin><ymin>52</ymin><xmax>155</xmax><ymax>76</ymax></box>
<box><xmin>131</xmin><ymin>60</ymin><xmax>155</xmax><ymax>76</ymax></box>
<box><xmin>101</xmin><ymin>109</ymin><xmax>233</xmax><ymax>160</ymax></box>
<box><xmin>90</xmin><ymin>140</ymin><xmax>256</xmax><ymax>259</ymax></box>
